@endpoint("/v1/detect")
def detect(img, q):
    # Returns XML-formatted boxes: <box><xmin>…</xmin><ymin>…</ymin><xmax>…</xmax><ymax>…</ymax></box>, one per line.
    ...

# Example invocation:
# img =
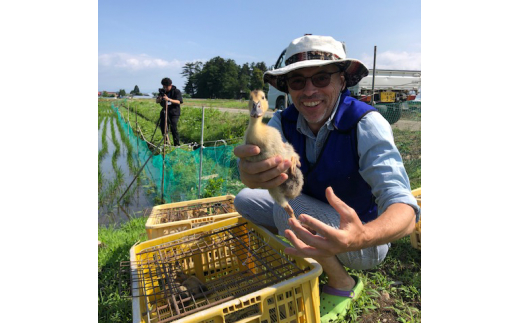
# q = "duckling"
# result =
<box><xmin>175</xmin><ymin>269</ymin><xmax>209</xmax><ymax>296</ymax></box>
<box><xmin>243</xmin><ymin>90</ymin><xmax>304</xmax><ymax>219</ymax></box>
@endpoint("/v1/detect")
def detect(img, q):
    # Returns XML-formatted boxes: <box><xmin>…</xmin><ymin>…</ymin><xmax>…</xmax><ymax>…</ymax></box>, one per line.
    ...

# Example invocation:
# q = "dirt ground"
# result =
<box><xmin>392</xmin><ymin>119</ymin><xmax>421</xmax><ymax>131</ymax></box>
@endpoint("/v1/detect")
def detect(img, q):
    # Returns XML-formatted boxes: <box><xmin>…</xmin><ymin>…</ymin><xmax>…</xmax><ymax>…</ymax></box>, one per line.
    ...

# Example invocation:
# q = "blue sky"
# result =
<box><xmin>99</xmin><ymin>0</ymin><xmax>420</xmax><ymax>93</ymax></box>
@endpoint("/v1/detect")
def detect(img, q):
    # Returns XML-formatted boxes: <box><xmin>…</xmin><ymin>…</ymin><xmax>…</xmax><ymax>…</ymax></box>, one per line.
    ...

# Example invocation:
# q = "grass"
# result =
<box><xmin>98</xmin><ymin>216</ymin><xmax>149</xmax><ymax>323</ymax></box>
<box><xmin>344</xmin><ymin>236</ymin><xmax>421</xmax><ymax>322</ymax></box>
<box><xmin>115</xmin><ymin>99</ymin><xmax>249</xmax><ymax>149</ymax></box>
<box><xmin>393</xmin><ymin>129</ymin><xmax>421</xmax><ymax>190</ymax></box>
<box><xmin>183</xmin><ymin>98</ymin><xmax>250</xmax><ymax>110</ymax></box>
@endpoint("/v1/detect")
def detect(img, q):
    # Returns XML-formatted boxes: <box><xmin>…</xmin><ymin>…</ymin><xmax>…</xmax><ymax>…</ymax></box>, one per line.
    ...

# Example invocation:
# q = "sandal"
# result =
<box><xmin>320</xmin><ymin>275</ymin><xmax>364</xmax><ymax>323</ymax></box>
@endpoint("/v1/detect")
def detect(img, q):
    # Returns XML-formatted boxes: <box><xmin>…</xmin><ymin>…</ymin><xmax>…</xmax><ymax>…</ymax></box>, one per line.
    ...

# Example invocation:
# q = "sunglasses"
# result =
<box><xmin>286</xmin><ymin>70</ymin><xmax>342</xmax><ymax>91</ymax></box>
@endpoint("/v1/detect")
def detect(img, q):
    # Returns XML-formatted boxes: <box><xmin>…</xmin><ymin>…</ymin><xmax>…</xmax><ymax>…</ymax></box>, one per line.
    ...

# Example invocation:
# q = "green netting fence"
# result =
<box><xmin>107</xmin><ymin>97</ymin><xmax>420</xmax><ymax>205</ymax></box>
<box><xmin>374</xmin><ymin>101</ymin><xmax>421</xmax><ymax>125</ymax></box>
<box><xmin>112</xmin><ymin>103</ymin><xmax>245</xmax><ymax>204</ymax></box>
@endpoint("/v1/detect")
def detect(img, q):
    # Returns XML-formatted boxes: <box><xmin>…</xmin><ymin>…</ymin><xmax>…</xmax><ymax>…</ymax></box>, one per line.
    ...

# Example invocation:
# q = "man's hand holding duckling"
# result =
<box><xmin>284</xmin><ymin>187</ymin><xmax>368</xmax><ymax>258</ymax></box>
<box><xmin>234</xmin><ymin>144</ymin><xmax>292</xmax><ymax>189</ymax></box>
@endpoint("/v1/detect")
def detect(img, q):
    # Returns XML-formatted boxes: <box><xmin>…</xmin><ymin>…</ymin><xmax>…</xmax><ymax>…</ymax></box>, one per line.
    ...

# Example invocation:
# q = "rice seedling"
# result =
<box><xmin>98</xmin><ymin>118</ymin><xmax>109</xmax><ymax>163</ymax></box>
<box><xmin>98</xmin><ymin>167</ymin><xmax>103</xmax><ymax>191</ymax></box>
<box><xmin>109</xmin><ymin>118</ymin><xmax>123</xmax><ymax>174</ymax></box>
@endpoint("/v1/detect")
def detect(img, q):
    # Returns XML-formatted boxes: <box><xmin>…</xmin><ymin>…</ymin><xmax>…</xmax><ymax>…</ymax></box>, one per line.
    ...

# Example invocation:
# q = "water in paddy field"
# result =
<box><xmin>98</xmin><ymin>116</ymin><xmax>155</xmax><ymax>227</ymax></box>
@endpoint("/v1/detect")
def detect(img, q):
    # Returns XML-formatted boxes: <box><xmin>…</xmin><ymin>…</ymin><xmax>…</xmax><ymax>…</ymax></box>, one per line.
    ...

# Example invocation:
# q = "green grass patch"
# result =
<box><xmin>338</xmin><ymin>236</ymin><xmax>421</xmax><ymax>322</ymax></box>
<box><xmin>183</xmin><ymin>98</ymin><xmax>249</xmax><ymax>110</ymax></box>
<box><xmin>98</xmin><ymin>216</ymin><xmax>149</xmax><ymax>323</ymax></box>
<box><xmin>393</xmin><ymin>129</ymin><xmax>421</xmax><ymax>190</ymax></box>
<box><xmin>115</xmin><ymin>100</ymin><xmax>249</xmax><ymax>149</ymax></box>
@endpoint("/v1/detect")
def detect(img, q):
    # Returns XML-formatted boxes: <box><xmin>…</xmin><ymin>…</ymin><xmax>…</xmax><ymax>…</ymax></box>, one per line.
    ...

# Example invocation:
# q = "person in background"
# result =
<box><xmin>233</xmin><ymin>35</ymin><xmax>420</xmax><ymax>322</ymax></box>
<box><xmin>156</xmin><ymin>77</ymin><xmax>183</xmax><ymax>146</ymax></box>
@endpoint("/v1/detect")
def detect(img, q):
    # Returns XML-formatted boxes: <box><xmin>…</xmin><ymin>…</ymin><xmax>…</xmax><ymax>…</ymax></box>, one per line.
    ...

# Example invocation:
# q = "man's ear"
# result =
<box><xmin>340</xmin><ymin>74</ymin><xmax>346</xmax><ymax>91</ymax></box>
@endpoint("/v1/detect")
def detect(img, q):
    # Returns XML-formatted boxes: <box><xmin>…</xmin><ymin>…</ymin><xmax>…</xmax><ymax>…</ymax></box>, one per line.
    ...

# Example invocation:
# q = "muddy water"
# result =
<box><xmin>98</xmin><ymin>116</ymin><xmax>154</xmax><ymax>227</ymax></box>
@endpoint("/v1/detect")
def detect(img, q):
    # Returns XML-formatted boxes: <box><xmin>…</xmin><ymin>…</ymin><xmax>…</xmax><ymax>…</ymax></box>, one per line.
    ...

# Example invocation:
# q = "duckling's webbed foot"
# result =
<box><xmin>284</xmin><ymin>205</ymin><xmax>316</xmax><ymax>234</ymax></box>
<box><xmin>284</xmin><ymin>204</ymin><xmax>296</xmax><ymax>219</ymax></box>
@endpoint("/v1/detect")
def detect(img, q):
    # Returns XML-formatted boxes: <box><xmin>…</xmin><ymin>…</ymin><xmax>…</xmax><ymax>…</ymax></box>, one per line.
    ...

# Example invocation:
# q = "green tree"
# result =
<box><xmin>195</xmin><ymin>57</ymin><xmax>229</xmax><ymax>98</ymax></box>
<box><xmin>119</xmin><ymin>89</ymin><xmax>126</xmax><ymax>97</ymax></box>
<box><xmin>130</xmin><ymin>85</ymin><xmax>141</xmax><ymax>96</ymax></box>
<box><xmin>221</xmin><ymin>59</ymin><xmax>239</xmax><ymax>98</ymax></box>
<box><xmin>102</xmin><ymin>91</ymin><xmax>109</xmax><ymax>97</ymax></box>
<box><xmin>238</xmin><ymin>63</ymin><xmax>251</xmax><ymax>99</ymax></box>
<box><xmin>251</xmin><ymin>62</ymin><xmax>269</xmax><ymax>93</ymax></box>
<box><xmin>190</xmin><ymin>56</ymin><xmax>269</xmax><ymax>99</ymax></box>
<box><xmin>250</xmin><ymin>67</ymin><xmax>264</xmax><ymax>92</ymax></box>
<box><xmin>181</xmin><ymin>61</ymin><xmax>203</xmax><ymax>96</ymax></box>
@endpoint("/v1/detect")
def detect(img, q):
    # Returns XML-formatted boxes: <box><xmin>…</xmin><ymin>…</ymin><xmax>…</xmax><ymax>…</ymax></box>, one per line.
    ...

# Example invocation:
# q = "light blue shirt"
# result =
<box><xmin>268</xmin><ymin>95</ymin><xmax>421</xmax><ymax>221</ymax></box>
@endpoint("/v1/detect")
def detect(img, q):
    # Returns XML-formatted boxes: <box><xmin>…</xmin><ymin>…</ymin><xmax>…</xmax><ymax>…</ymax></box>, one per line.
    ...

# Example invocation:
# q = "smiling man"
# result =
<box><xmin>233</xmin><ymin>35</ymin><xmax>420</xmax><ymax>322</ymax></box>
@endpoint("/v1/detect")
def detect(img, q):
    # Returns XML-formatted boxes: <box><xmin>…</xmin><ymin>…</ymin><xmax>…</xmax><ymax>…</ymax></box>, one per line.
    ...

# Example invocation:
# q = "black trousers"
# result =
<box><xmin>159</xmin><ymin>109</ymin><xmax>180</xmax><ymax>146</ymax></box>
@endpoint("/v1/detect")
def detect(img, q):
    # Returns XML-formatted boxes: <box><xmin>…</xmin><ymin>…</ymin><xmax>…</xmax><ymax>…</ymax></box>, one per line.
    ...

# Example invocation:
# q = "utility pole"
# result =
<box><xmin>371</xmin><ymin>45</ymin><xmax>377</xmax><ymax>106</ymax></box>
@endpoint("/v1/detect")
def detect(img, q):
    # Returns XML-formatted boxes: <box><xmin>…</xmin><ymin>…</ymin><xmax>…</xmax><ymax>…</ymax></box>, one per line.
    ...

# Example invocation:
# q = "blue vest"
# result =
<box><xmin>281</xmin><ymin>93</ymin><xmax>379</xmax><ymax>223</ymax></box>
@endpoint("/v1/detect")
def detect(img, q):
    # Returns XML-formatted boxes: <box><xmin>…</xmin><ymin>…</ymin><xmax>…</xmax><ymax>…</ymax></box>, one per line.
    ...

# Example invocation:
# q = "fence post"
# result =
<box><xmin>198</xmin><ymin>106</ymin><xmax>205</xmax><ymax>198</ymax></box>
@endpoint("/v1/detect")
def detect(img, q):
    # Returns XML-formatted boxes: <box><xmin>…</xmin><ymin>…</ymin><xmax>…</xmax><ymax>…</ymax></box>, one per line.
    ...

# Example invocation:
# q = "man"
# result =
<box><xmin>233</xmin><ymin>35</ymin><xmax>420</xmax><ymax>322</ymax></box>
<box><xmin>156</xmin><ymin>77</ymin><xmax>183</xmax><ymax>146</ymax></box>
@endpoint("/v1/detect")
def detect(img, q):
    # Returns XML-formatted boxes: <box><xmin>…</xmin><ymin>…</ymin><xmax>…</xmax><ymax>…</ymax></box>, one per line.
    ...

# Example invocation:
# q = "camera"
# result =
<box><xmin>158</xmin><ymin>88</ymin><xmax>166</xmax><ymax>99</ymax></box>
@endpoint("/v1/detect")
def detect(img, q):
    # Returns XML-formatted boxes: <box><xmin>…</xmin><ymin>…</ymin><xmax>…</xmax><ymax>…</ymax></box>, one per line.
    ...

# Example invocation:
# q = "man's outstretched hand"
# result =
<box><xmin>284</xmin><ymin>187</ymin><xmax>367</xmax><ymax>258</ymax></box>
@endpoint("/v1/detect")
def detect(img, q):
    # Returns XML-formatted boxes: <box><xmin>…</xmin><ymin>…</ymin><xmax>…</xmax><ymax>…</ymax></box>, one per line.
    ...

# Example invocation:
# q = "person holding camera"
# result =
<box><xmin>156</xmin><ymin>77</ymin><xmax>183</xmax><ymax>146</ymax></box>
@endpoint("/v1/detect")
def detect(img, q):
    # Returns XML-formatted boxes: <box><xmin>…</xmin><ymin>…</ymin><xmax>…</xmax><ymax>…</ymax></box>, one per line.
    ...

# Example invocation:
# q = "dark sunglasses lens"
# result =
<box><xmin>288</xmin><ymin>77</ymin><xmax>306</xmax><ymax>90</ymax></box>
<box><xmin>312</xmin><ymin>73</ymin><xmax>332</xmax><ymax>87</ymax></box>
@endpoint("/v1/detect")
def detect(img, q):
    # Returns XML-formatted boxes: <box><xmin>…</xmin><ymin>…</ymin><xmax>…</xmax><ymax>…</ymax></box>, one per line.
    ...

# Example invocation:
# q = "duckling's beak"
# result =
<box><xmin>250</xmin><ymin>101</ymin><xmax>264</xmax><ymax>118</ymax></box>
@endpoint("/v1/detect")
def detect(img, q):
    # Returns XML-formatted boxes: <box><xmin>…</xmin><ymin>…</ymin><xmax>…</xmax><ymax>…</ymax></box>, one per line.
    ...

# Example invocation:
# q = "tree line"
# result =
<box><xmin>181</xmin><ymin>57</ymin><xmax>270</xmax><ymax>99</ymax></box>
<box><xmin>100</xmin><ymin>86</ymin><xmax>140</xmax><ymax>98</ymax></box>
<box><xmin>100</xmin><ymin>57</ymin><xmax>271</xmax><ymax>99</ymax></box>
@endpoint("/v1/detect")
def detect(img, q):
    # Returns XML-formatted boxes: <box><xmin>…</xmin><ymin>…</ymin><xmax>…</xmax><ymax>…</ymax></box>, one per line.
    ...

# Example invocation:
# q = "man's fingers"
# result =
<box><xmin>325</xmin><ymin>187</ymin><xmax>350</xmax><ymax>213</ymax></box>
<box><xmin>289</xmin><ymin>216</ymin><xmax>337</xmax><ymax>251</ymax></box>
<box><xmin>258</xmin><ymin>173</ymin><xmax>288</xmax><ymax>189</ymax></box>
<box><xmin>238</xmin><ymin>159</ymin><xmax>289</xmax><ymax>189</ymax></box>
<box><xmin>297</xmin><ymin>214</ymin><xmax>337</xmax><ymax>240</ymax></box>
<box><xmin>325</xmin><ymin>187</ymin><xmax>357</xmax><ymax>230</ymax></box>
<box><xmin>240</xmin><ymin>156</ymin><xmax>290</xmax><ymax>177</ymax></box>
<box><xmin>284</xmin><ymin>229</ymin><xmax>325</xmax><ymax>258</ymax></box>
<box><xmin>234</xmin><ymin>145</ymin><xmax>260</xmax><ymax>158</ymax></box>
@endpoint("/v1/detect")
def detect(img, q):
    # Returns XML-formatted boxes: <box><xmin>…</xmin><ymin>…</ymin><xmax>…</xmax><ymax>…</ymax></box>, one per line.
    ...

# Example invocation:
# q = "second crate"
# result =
<box><xmin>145</xmin><ymin>195</ymin><xmax>239</xmax><ymax>239</ymax></box>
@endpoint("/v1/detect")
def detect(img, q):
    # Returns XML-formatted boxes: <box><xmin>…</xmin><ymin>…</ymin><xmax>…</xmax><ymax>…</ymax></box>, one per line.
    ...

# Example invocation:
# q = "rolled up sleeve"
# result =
<box><xmin>358</xmin><ymin>112</ymin><xmax>420</xmax><ymax>222</ymax></box>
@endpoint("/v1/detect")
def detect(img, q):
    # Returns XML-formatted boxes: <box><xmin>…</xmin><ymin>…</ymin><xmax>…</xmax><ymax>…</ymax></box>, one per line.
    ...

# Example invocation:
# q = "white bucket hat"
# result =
<box><xmin>264</xmin><ymin>35</ymin><xmax>369</xmax><ymax>93</ymax></box>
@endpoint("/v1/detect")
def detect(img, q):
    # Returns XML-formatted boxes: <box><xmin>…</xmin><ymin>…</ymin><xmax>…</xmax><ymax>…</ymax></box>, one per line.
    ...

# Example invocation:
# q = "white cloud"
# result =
<box><xmin>98</xmin><ymin>53</ymin><xmax>183</xmax><ymax>70</ymax></box>
<box><xmin>360</xmin><ymin>51</ymin><xmax>421</xmax><ymax>70</ymax></box>
<box><xmin>98</xmin><ymin>53</ymin><xmax>190</xmax><ymax>93</ymax></box>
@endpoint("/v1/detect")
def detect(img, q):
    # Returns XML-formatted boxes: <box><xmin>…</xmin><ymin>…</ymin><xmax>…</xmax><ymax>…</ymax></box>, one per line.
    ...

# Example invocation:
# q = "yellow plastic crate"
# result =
<box><xmin>130</xmin><ymin>216</ymin><xmax>322</xmax><ymax>323</ymax></box>
<box><xmin>411</xmin><ymin>188</ymin><xmax>421</xmax><ymax>207</ymax></box>
<box><xmin>410</xmin><ymin>188</ymin><xmax>421</xmax><ymax>250</ymax></box>
<box><xmin>145</xmin><ymin>195</ymin><xmax>239</xmax><ymax>239</ymax></box>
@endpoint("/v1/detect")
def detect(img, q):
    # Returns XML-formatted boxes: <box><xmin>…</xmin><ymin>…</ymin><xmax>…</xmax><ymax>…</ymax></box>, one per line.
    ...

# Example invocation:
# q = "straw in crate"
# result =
<box><xmin>410</xmin><ymin>188</ymin><xmax>421</xmax><ymax>250</ymax></box>
<box><xmin>123</xmin><ymin>216</ymin><xmax>322</xmax><ymax>323</ymax></box>
<box><xmin>145</xmin><ymin>195</ymin><xmax>240</xmax><ymax>239</ymax></box>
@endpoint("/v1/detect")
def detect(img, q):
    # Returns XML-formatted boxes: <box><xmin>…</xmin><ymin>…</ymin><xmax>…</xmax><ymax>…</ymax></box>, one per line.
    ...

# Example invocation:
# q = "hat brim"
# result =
<box><xmin>264</xmin><ymin>58</ymin><xmax>369</xmax><ymax>93</ymax></box>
